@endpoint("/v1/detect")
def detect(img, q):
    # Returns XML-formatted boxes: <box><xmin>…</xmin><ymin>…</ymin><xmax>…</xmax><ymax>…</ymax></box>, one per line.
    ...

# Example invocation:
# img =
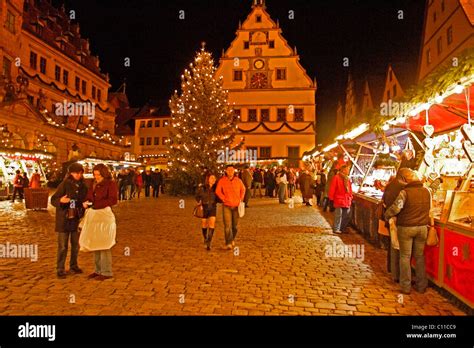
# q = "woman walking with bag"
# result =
<box><xmin>196</xmin><ymin>174</ymin><xmax>218</xmax><ymax>251</ymax></box>
<box><xmin>81</xmin><ymin>164</ymin><xmax>118</xmax><ymax>281</ymax></box>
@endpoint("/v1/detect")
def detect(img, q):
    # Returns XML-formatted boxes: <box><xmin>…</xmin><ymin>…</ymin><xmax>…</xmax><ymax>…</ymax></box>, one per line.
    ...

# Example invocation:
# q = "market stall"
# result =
<box><xmin>0</xmin><ymin>148</ymin><xmax>52</xmax><ymax>199</ymax></box>
<box><xmin>78</xmin><ymin>157</ymin><xmax>142</xmax><ymax>181</ymax></box>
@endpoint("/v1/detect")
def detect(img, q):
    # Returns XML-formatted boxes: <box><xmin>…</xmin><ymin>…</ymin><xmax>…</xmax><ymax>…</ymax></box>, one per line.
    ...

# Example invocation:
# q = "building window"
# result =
<box><xmin>63</xmin><ymin>70</ymin><xmax>69</xmax><ymax>85</ymax></box>
<box><xmin>393</xmin><ymin>85</ymin><xmax>397</xmax><ymax>98</ymax></box>
<box><xmin>81</xmin><ymin>80</ymin><xmax>87</xmax><ymax>95</ymax></box>
<box><xmin>260</xmin><ymin>147</ymin><xmax>271</xmax><ymax>159</ymax></box>
<box><xmin>35</xmin><ymin>24</ymin><xmax>43</xmax><ymax>36</ymax></box>
<box><xmin>155</xmin><ymin>120</ymin><xmax>160</xmax><ymax>127</ymax></box>
<box><xmin>146</xmin><ymin>137</ymin><xmax>152</xmax><ymax>146</ymax></box>
<box><xmin>75</xmin><ymin>77</ymin><xmax>80</xmax><ymax>91</ymax></box>
<box><xmin>139</xmin><ymin>138</ymin><xmax>145</xmax><ymax>146</ymax></box>
<box><xmin>247</xmin><ymin>147</ymin><xmax>258</xmax><ymax>157</ymax></box>
<box><xmin>294</xmin><ymin>108</ymin><xmax>304</xmax><ymax>122</ymax></box>
<box><xmin>233</xmin><ymin>70</ymin><xmax>243</xmax><ymax>81</ymax></box>
<box><xmin>30</xmin><ymin>52</ymin><xmax>38</xmax><ymax>70</ymax></box>
<box><xmin>447</xmin><ymin>26</ymin><xmax>453</xmax><ymax>45</ymax></box>
<box><xmin>54</xmin><ymin>65</ymin><xmax>61</xmax><ymax>82</ymax></box>
<box><xmin>2</xmin><ymin>57</ymin><xmax>12</xmax><ymax>80</ymax></box>
<box><xmin>27</xmin><ymin>95</ymin><xmax>34</xmax><ymax>104</ymax></box>
<box><xmin>154</xmin><ymin>137</ymin><xmax>160</xmax><ymax>145</ymax></box>
<box><xmin>162</xmin><ymin>137</ymin><xmax>168</xmax><ymax>145</ymax></box>
<box><xmin>40</xmin><ymin>57</ymin><xmax>47</xmax><ymax>74</ymax></box>
<box><xmin>426</xmin><ymin>49</ymin><xmax>432</xmax><ymax>65</ymax></box>
<box><xmin>233</xmin><ymin>109</ymin><xmax>241</xmax><ymax>121</ymax></box>
<box><xmin>97</xmin><ymin>89</ymin><xmax>102</xmax><ymax>102</ymax></box>
<box><xmin>261</xmin><ymin>109</ymin><xmax>270</xmax><ymax>122</ymax></box>
<box><xmin>441</xmin><ymin>0</ymin><xmax>445</xmax><ymax>12</ymax></box>
<box><xmin>276</xmin><ymin>68</ymin><xmax>287</xmax><ymax>81</ymax></box>
<box><xmin>248</xmin><ymin>109</ymin><xmax>257</xmax><ymax>122</ymax></box>
<box><xmin>6</xmin><ymin>11</ymin><xmax>15</xmax><ymax>33</ymax></box>
<box><xmin>288</xmin><ymin>146</ymin><xmax>300</xmax><ymax>167</ymax></box>
<box><xmin>437</xmin><ymin>36</ymin><xmax>442</xmax><ymax>55</ymax></box>
<box><xmin>277</xmin><ymin>108</ymin><xmax>286</xmax><ymax>122</ymax></box>
<box><xmin>269</xmin><ymin>40</ymin><xmax>275</xmax><ymax>49</ymax></box>
<box><xmin>147</xmin><ymin>120</ymin><xmax>153</xmax><ymax>128</ymax></box>
<box><xmin>256</xmin><ymin>15</ymin><xmax>262</xmax><ymax>23</ymax></box>
<box><xmin>140</xmin><ymin>121</ymin><xmax>146</xmax><ymax>128</ymax></box>
<box><xmin>244</xmin><ymin>41</ymin><xmax>250</xmax><ymax>50</ymax></box>
<box><xmin>433</xmin><ymin>11</ymin><xmax>437</xmax><ymax>22</ymax></box>
<box><xmin>92</xmin><ymin>86</ymin><xmax>96</xmax><ymax>99</ymax></box>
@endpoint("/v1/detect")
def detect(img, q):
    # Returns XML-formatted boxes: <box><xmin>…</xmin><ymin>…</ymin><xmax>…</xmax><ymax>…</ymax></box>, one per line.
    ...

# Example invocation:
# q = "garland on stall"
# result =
<box><xmin>238</xmin><ymin>121</ymin><xmax>315</xmax><ymax>133</ymax></box>
<box><xmin>19</xmin><ymin>67</ymin><xmax>111</xmax><ymax>113</ymax></box>
<box><xmin>402</xmin><ymin>47</ymin><xmax>474</xmax><ymax>107</ymax></box>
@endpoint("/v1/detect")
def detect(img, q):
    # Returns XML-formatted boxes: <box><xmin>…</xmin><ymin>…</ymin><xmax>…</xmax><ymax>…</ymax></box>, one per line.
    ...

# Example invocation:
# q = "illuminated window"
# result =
<box><xmin>6</xmin><ymin>11</ymin><xmax>15</xmax><ymax>33</ymax></box>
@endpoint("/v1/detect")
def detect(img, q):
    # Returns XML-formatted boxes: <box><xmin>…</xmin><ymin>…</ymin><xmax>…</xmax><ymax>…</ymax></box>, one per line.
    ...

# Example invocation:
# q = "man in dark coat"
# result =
<box><xmin>264</xmin><ymin>168</ymin><xmax>276</xmax><ymax>198</ymax></box>
<box><xmin>299</xmin><ymin>170</ymin><xmax>314</xmax><ymax>206</ymax></box>
<box><xmin>142</xmin><ymin>170</ymin><xmax>152</xmax><ymax>197</ymax></box>
<box><xmin>51</xmin><ymin>163</ymin><xmax>88</xmax><ymax>279</ymax></box>
<box><xmin>151</xmin><ymin>169</ymin><xmax>161</xmax><ymax>198</ymax></box>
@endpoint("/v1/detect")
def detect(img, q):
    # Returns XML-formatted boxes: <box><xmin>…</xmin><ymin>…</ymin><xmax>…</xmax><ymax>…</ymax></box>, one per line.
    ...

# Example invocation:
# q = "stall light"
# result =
<box><xmin>382</xmin><ymin>124</ymin><xmax>390</xmax><ymax>131</ymax></box>
<box><xmin>422</xmin><ymin>103</ymin><xmax>431</xmax><ymax>111</ymax></box>
<box><xmin>435</xmin><ymin>94</ymin><xmax>444</xmax><ymax>104</ymax></box>
<box><xmin>323</xmin><ymin>142</ymin><xmax>338</xmax><ymax>153</ymax></box>
<box><xmin>454</xmin><ymin>83</ymin><xmax>464</xmax><ymax>94</ymax></box>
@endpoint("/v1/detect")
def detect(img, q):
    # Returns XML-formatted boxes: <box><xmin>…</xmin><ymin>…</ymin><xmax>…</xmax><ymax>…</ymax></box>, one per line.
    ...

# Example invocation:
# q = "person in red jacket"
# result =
<box><xmin>82</xmin><ymin>164</ymin><xmax>118</xmax><ymax>280</ymax></box>
<box><xmin>216</xmin><ymin>164</ymin><xmax>246</xmax><ymax>250</ymax></box>
<box><xmin>328</xmin><ymin>164</ymin><xmax>353</xmax><ymax>234</ymax></box>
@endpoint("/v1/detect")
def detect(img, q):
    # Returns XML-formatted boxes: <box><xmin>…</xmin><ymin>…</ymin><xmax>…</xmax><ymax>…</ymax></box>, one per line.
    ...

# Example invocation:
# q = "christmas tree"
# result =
<box><xmin>167</xmin><ymin>44</ymin><xmax>238</xmax><ymax>194</ymax></box>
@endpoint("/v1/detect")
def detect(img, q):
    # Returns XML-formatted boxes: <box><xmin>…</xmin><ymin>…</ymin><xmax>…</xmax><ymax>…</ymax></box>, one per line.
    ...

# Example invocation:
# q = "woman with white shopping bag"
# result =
<box><xmin>81</xmin><ymin>164</ymin><xmax>118</xmax><ymax>281</ymax></box>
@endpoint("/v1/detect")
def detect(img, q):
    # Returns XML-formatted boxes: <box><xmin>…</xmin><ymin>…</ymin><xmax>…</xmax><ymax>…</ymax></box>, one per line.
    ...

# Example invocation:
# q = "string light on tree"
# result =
<box><xmin>167</xmin><ymin>42</ymin><xmax>239</xmax><ymax>194</ymax></box>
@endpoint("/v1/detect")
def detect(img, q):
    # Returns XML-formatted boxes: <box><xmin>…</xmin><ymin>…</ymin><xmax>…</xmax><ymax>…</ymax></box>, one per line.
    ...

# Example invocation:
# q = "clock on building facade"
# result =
<box><xmin>250</xmin><ymin>72</ymin><xmax>268</xmax><ymax>89</ymax></box>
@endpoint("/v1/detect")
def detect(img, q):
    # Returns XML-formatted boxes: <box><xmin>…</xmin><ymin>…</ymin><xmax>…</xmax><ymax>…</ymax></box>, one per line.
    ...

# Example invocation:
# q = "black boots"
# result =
<box><xmin>206</xmin><ymin>228</ymin><xmax>215</xmax><ymax>251</ymax></box>
<box><xmin>202</xmin><ymin>228</ymin><xmax>208</xmax><ymax>243</ymax></box>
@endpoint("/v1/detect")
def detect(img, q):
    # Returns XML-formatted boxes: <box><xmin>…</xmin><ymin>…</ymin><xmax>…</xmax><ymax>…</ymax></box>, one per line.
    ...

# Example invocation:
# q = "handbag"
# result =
<box><xmin>426</xmin><ymin>226</ymin><xmax>439</xmax><ymax>247</ymax></box>
<box><xmin>193</xmin><ymin>204</ymin><xmax>204</xmax><ymax>218</ymax></box>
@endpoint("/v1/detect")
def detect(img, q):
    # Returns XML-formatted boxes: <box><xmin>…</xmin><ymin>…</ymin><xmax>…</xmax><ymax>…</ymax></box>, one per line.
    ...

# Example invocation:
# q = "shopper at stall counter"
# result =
<box><xmin>382</xmin><ymin>169</ymin><xmax>411</xmax><ymax>283</ymax></box>
<box><xmin>384</xmin><ymin>169</ymin><xmax>431</xmax><ymax>295</ymax></box>
<box><xmin>11</xmin><ymin>170</ymin><xmax>24</xmax><ymax>202</ymax></box>
<box><xmin>51</xmin><ymin>163</ymin><xmax>88</xmax><ymax>279</ymax></box>
<box><xmin>328</xmin><ymin>164</ymin><xmax>353</xmax><ymax>234</ymax></box>
<box><xmin>30</xmin><ymin>169</ymin><xmax>41</xmax><ymax>188</ymax></box>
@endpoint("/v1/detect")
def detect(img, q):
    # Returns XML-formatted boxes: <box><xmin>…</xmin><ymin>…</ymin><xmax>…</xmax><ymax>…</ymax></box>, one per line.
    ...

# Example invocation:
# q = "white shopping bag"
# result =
<box><xmin>238</xmin><ymin>201</ymin><xmax>245</xmax><ymax>218</ymax></box>
<box><xmin>79</xmin><ymin>207</ymin><xmax>116</xmax><ymax>252</ymax></box>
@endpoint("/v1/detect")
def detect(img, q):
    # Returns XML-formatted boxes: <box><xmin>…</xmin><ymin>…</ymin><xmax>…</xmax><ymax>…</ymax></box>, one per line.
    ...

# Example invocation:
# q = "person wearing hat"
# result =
<box><xmin>51</xmin><ymin>162</ymin><xmax>88</xmax><ymax>279</ymax></box>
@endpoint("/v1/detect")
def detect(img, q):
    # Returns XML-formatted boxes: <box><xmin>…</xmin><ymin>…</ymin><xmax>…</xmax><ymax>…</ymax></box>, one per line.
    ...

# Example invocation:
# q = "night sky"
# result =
<box><xmin>53</xmin><ymin>0</ymin><xmax>426</xmax><ymax>143</ymax></box>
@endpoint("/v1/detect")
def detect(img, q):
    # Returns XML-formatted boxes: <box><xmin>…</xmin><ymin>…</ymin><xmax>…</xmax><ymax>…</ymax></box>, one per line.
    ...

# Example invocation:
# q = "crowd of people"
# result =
<box><xmin>114</xmin><ymin>168</ymin><xmax>167</xmax><ymax>201</ymax></box>
<box><xmin>10</xmin><ymin>169</ymin><xmax>43</xmax><ymax>202</ymax></box>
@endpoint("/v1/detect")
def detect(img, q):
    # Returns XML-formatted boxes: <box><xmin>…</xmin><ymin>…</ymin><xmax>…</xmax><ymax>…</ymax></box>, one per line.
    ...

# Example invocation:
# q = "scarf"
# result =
<box><xmin>339</xmin><ymin>173</ymin><xmax>350</xmax><ymax>193</ymax></box>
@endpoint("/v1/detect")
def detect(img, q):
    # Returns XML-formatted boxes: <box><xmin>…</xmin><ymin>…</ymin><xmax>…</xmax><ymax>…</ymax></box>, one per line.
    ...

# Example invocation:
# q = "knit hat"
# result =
<box><xmin>68</xmin><ymin>162</ymin><xmax>84</xmax><ymax>174</ymax></box>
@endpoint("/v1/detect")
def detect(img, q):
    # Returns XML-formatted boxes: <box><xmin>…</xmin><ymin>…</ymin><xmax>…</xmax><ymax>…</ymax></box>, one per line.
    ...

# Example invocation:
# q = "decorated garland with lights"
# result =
<box><xmin>167</xmin><ymin>45</ymin><xmax>237</xmax><ymax>194</ymax></box>
<box><xmin>238</xmin><ymin>121</ymin><xmax>315</xmax><ymax>133</ymax></box>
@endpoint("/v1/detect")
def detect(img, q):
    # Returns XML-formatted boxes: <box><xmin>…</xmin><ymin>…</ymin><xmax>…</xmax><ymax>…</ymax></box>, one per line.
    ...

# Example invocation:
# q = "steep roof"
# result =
<box><xmin>460</xmin><ymin>0</ymin><xmax>474</xmax><ymax>25</ymax></box>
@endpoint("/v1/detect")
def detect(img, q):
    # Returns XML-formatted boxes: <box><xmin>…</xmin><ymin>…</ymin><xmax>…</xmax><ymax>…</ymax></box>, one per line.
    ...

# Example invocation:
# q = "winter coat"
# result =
<box><xmin>135</xmin><ymin>174</ymin><xmax>143</xmax><ymax>187</ymax></box>
<box><xmin>328</xmin><ymin>173</ymin><xmax>353</xmax><ymax>208</ymax></box>
<box><xmin>242</xmin><ymin>170</ymin><xmax>253</xmax><ymax>189</ymax></box>
<box><xmin>253</xmin><ymin>170</ymin><xmax>263</xmax><ymax>183</ymax></box>
<box><xmin>300</xmin><ymin>173</ymin><xmax>314</xmax><ymax>199</ymax></box>
<box><xmin>51</xmin><ymin>177</ymin><xmax>88</xmax><ymax>233</ymax></box>
<box><xmin>85</xmin><ymin>179</ymin><xmax>118</xmax><ymax>210</ymax></box>
<box><xmin>195</xmin><ymin>184</ymin><xmax>218</xmax><ymax>207</ymax></box>
<box><xmin>216</xmin><ymin>176</ymin><xmax>246</xmax><ymax>208</ymax></box>
<box><xmin>30</xmin><ymin>173</ymin><xmax>41</xmax><ymax>188</ymax></box>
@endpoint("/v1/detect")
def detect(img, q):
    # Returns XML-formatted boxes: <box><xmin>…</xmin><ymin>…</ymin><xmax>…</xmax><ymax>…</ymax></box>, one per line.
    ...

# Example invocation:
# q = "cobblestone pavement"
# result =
<box><xmin>0</xmin><ymin>194</ymin><xmax>467</xmax><ymax>316</ymax></box>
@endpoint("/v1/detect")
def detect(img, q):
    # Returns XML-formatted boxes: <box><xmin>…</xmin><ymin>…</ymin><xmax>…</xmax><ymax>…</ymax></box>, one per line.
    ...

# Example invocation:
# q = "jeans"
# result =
<box><xmin>152</xmin><ymin>185</ymin><xmax>160</xmax><ymax>198</ymax></box>
<box><xmin>222</xmin><ymin>205</ymin><xmax>239</xmax><ymax>245</ymax></box>
<box><xmin>278</xmin><ymin>183</ymin><xmax>287</xmax><ymax>203</ymax></box>
<box><xmin>253</xmin><ymin>182</ymin><xmax>263</xmax><ymax>198</ymax></box>
<box><xmin>333</xmin><ymin>207</ymin><xmax>350</xmax><ymax>232</ymax></box>
<box><xmin>57</xmin><ymin>232</ymin><xmax>79</xmax><ymax>272</ymax></box>
<box><xmin>145</xmin><ymin>185</ymin><xmax>151</xmax><ymax>197</ymax></box>
<box><xmin>11</xmin><ymin>187</ymin><xmax>24</xmax><ymax>201</ymax></box>
<box><xmin>244</xmin><ymin>188</ymin><xmax>251</xmax><ymax>205</ymax></box>
<box><xmin>397</xmin><ymin>225</ymin><xmax>428</xmax><ymax>293</ymax></box>
<box><xmin>288</xmin><ymin>184</ymin><xmax>295</xmax><ymax>198</ymax></box>
<box><xmin>94</xmin><ymin>249</ymin><xmax>113</xmax><ymax>276</ymax></box>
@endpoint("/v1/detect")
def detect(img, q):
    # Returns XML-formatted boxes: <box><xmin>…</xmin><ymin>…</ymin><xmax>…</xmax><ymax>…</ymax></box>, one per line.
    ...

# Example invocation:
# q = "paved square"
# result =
<box><xmin>0</xmin><ymin>195</ymin><xmax>466</xmax><ymax>316</ymax></box>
